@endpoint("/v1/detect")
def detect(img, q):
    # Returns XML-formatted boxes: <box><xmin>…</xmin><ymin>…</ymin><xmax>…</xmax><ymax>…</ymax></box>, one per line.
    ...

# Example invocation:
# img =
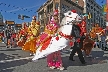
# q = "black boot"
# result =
<box><xmin>69</xmin><ymin>55</ymin><xmax>75</xmax><ymax>61</ymax></box>
<box><xmin>81</xmin><ymin>61</ymin><xmax>87</xmax><ymax>64</ymax></box>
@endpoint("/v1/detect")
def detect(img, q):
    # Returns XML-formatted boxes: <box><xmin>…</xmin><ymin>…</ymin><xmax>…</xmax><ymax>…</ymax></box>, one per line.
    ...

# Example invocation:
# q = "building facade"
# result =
<box><xmin>82</xmin><ymin>0</ymin><xmax>105</xmax><ymax>31</ymax></box>
<box><xmin>0</xmin><ymin>12</ymin><xmax>3</xmax><ymax>24</ymax></box>
<box><xmin>37</xmin><ymin>0</ymin><xmax>84</xmax><ymax>32</ymax></box>
<box><xmin>37</xmin><ymin>0</ymin><xmax>105</xmax><ymax>32</ymax></box>
<box><xmin>0</xmin><ymin>12</ymin><xmax>4</xmax><ymax>32</ymax></box>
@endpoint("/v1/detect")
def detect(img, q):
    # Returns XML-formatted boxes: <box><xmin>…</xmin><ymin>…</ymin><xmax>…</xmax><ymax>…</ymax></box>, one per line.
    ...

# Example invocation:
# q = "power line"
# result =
<box><xmin>0</xmin><ymin>2</ymin><xmax>39</xmax><ymax>13</ymax></box>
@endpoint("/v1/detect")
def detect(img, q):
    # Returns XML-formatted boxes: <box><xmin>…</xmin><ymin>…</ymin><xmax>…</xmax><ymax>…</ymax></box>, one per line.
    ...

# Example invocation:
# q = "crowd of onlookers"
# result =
<box><xmin>0</xmin><ymin>27</ymin><xmax>18</xmax><ymax>48</ymax></box>
<box><xmin>0</xmin><ymin>31</ymin><xmax>5</xmax><ymax>43</ymax></box>
<box><xmin>93</xmin><ymin>32</ymin><xmax>108</xmax><ymax>51</ymax></box>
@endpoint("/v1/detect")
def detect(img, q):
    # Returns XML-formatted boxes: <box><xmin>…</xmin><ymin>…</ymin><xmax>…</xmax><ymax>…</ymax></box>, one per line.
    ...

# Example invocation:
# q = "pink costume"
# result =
<box><xmin>47</xmin><ymin>51</ymin><xmax>63</xmax><ymax>68</ymax></box>
<box><xmin>36</xmin><ymin>10</ymin><xmax>63</xmax><ymax>69</ymax></box>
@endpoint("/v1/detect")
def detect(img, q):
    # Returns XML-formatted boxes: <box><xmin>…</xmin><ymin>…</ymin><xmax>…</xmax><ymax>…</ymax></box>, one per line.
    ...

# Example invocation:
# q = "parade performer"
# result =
<box><xmin>90</xmin><ymin>27</ymin><xmax>97</xmax><ymax>39</ymax></box>
<box><xmin>78</xmin><ymin>16</ymin><xmax>94</xmax><ymax>57</ymax></box>
<box><xmin>44</xmin><ymin>10</ymin><xmax>64</xmax><ymax>70</ymax></box>
<box><xmin>77</xmin><ymin>16</ymin><xmax>87</xmax><ymax>49</ymax></box>
<box><xmin>32</xmin><ymin>10</ymin><xmax>82</xmax><ymax>65</ymax></box>
<box><xmin>22</xmin><ymin>16</ymin><xmax>40</xmax><ymax>55</ymax></box>
<box><xmin>17</xmin><ymin>23</ymin><xmax>28</xmax><ymax>47</ymax></box>
<box><xmin>69</xmin><ymin>16</ymin><xmax>86</xmax><ymax>64</ymax></box>
<box><xmin>82</xmin><ymin>34</ymin><xmax>94</xmax><ymax>57</ymax></box>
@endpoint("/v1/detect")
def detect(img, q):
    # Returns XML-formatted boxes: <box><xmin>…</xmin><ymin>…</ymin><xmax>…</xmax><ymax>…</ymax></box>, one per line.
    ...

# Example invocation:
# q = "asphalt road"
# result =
<box><xmin>0</xmin><ymin>43</ymin><xmax>108</xmax><ymax>72</ymax></box>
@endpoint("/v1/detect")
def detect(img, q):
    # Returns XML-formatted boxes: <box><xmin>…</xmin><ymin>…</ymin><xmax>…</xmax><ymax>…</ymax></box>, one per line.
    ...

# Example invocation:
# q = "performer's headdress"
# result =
<box><xmin>49</xmin><ymin>9</ymin><xmax>59</xmax><ymax>24</ymax></box>
<box><xmin>32</xmin><ymin>16</ymin><xmax>36</xmax><ymax>20</ymax></box>
<box><xmin>54</xmin><ymin>9</ymin><xmax>59</xmax><ymax>16</ymax></box>
<box><xmin>71</xmin><ymin>9</ymin><xmax>77</xmax><ymax>13</ymax></box>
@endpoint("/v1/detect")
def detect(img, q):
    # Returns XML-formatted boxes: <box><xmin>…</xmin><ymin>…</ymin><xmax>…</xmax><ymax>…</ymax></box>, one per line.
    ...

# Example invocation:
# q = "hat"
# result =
<box><xmin>71</xmin><ymin>9</ymin><xmax>77</xmax><ymax>13</ymax></box>
<box><xmin>32</xmin><ymin>16</ymin><xmax>36</xmax><ymax>20</ymax></box>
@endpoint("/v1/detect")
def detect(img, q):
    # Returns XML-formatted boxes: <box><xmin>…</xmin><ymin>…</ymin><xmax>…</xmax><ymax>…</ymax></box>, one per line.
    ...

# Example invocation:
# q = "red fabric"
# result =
<box><xmin>69</xmin><ymin>41</ymin><xmax>74</xmax><ymax>46</ymax></box>
<box><xmin>12</xmin><ymin>33</ymin><xmax>16</xmax><ymax>38</ymax></box>
<box><xmin>77</xmin><ymin>20</ymin><xmax>87</xmax><ymax>36</ymax></box>
<box><xmin>76</xmin><ymin>38</ymin><xmax>80</xmax><ymax>43</ymax></box>
<box><xmin>99</xmin><ymin>27</ymin><xmax>103</xmax><ymax>30</ymax></box>
<box><xmin>40</xmin><ymin>37</ymin><xmax>52</xmax><ymax>52</ymax></box>
<box><xmin>1</xmin><ymin>32</ymin><xmax>4</xmax><ymax>37</ymax></box>
<box><xmin>59</xmin><ymin>32</ymin><xmax>73</xmax><ymax>39</ymax></box>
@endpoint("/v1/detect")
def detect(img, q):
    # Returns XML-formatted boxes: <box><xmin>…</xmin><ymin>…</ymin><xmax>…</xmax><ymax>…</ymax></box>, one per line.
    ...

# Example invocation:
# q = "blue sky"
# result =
<box><xmin>0</xmin><ymin>0</ymin><xmax>106</xmax><ymax>24</ymax></box>
<box><xmin>0</xmin><ymin>0</ymin><xmax>47</xmax><ymax>24</ymax></box>
<box><xmin>96</xmin><ymin>0</ymin><xmax>106</xmax><ymax>6</ymax></box>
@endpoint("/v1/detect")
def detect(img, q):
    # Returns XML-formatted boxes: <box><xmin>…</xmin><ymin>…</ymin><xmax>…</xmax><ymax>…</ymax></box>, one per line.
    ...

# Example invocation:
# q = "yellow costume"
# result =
<box><xmin>22</xmin><ymin>16</ymin><xmax>40</xmax><ymax>54</ymax></box>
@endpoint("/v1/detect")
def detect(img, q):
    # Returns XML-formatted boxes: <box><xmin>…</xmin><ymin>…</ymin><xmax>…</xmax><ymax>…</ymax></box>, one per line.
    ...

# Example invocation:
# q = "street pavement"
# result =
<box><xmin>0</xmin><ymin>43</ymin><xmax>108</xmax><ymax>72</ymax></box>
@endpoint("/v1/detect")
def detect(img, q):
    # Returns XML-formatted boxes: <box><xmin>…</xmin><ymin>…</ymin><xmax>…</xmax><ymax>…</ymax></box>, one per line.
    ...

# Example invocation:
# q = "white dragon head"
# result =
<box><xmin>63</xmin><ymin>9</ymin><xmax>82</xmax><ymax>24</ymax></box>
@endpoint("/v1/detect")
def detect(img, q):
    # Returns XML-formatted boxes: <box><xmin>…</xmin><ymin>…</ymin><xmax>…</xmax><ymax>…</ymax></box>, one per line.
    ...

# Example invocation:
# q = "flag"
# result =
<box><xmin>102</xmin><ymin>5</ymin><xmax>106</xmax><ymax>12</ymax></box>
<box><xmin>102</xmin><ymin>4</ymin><xmax>107</xmax><ymax>12</ymax></box>
<box><xmin>88</xmin><ymin>13</ymin><xmax>91</xmax><ymax>19</ymax></box>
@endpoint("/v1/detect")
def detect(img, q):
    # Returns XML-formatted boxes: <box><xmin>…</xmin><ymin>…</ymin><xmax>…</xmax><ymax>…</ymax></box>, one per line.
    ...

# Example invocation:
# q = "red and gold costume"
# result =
<box><xmin>78</xmin><ymin>17</ymin><xmax>87</xmax><ymax>36</ymax></box>
<box><xmin>22</xmin><ymin>16</ymin><xmax>40</xmax><ymax>54</ymax></box>
<box><xmin>17</xmin><ymin>23</ymin><xmax>28</xmax><ymax>47</ymax></box>
<box><xmin>36</xmin><ymin>20</ymin><xmax>59</xmax><ymax>51</ymax></box>
<box><xmin>82</xmin><ymin>34</ymin><xmax>94</xmax><ymax>56</ymax></box>
<box><xmin>78</xmin><ymin>17</ymin><xmax>94</xmax><ymax>56</ymax></box>
<box><xmin>90</xmin><ymin>24</ymin><xmax>103</xmax><ymax>39</ymax></box>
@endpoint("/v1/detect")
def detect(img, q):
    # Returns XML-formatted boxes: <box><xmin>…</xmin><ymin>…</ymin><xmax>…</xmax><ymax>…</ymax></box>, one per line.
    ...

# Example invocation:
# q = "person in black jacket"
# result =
<box><xmin>69</xmin><ymin>23</ymin><xmax>86</xmax><ymax>64</ymax></box>
<box><xmin>5</xmin><ymin>26</ymin><xmax>13</xmax><ymax>48</ymax></box>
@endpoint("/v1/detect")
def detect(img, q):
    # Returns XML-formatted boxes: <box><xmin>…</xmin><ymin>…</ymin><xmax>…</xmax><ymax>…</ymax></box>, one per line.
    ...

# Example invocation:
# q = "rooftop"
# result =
<box><xmin>37</xmin><ymin>0</ymin><xmax>83</xmax><ymax>12</ymax></box>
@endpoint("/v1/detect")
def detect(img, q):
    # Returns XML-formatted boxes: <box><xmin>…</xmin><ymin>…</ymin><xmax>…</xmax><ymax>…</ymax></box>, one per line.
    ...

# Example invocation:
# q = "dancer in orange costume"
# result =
<box><xmin>17</xmin><ymin>23</ymin><xmax>28</xmax><ymax>47</ymax></box>
<box><xmin>22</xmin><ymin>16</ymin><xmax>40</xmax><ymax>55</ymax></box>
<box><xmin>94</xmin><ymin>24</ymin><xmax>102</xmax><ymax>33</ymax></box>
<box><xmin>82</xmin><ymin>34</ymin><xmax>94</xmax><ymax>56</ymax></box>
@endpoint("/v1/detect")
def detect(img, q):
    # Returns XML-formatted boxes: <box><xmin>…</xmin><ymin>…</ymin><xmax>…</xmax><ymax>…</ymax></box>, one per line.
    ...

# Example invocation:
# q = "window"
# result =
<box><xmin>94</xmin><ymin>8</ymin><xmax>95</xmax><ymax>11</ymax></box>
<box><xmin>91</xmin><ymin>6</ymin><xmax>93</xmax><ymax>9</ymax></box>
<box><xmin>87</xmin><ymin>3</ymin><xmax>90</xmax><ymax>7</ymax></box>
<box><xmin>61</xmin><ymin>4</ymin><xmax>70</xmax><ymax>12</ymax></box>
<box><xmin>91</xmin><ymin>1</ymin><xmax>93</xmax><ymax>4</ymax></box>
<box><xmin>55</xmin><ymin>3</ymin><xmax>59</xmax><ymax>10</ymax></box>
